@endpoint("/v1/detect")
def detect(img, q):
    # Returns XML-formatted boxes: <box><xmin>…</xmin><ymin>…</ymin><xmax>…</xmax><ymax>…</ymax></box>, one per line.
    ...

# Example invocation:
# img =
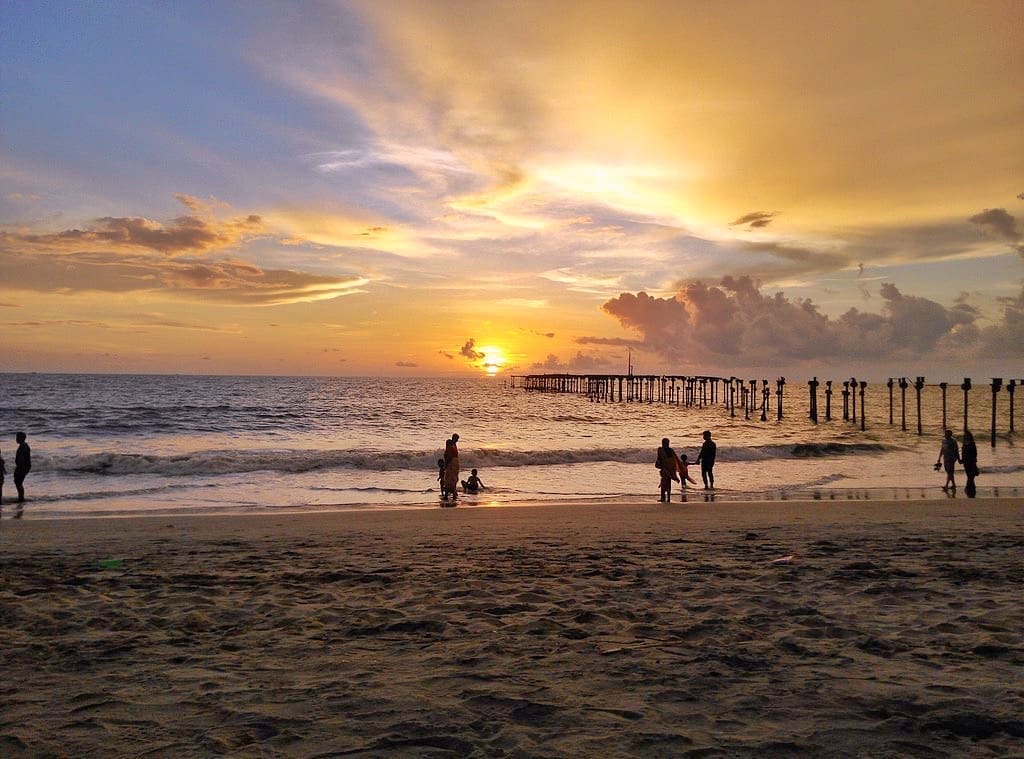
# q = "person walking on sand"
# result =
<box><xmin>961</xmin><ymin>430</ymin><xmax>979</xmax><ymax>498</ymax></box>
<box><xmin>656</xmin><ymin>437</ymin><xmax>680</xmax><ymax>502</ymax></box>
<box><xmin>696</xmin><ymin>430</ymin><xmax>717</xmax><ymax>489</ymax></box>
<box><xmin>935</xmin><ymin>429</ymin><xmax>960</xmax><ymax>492</ymax></box>
<box><xmin>443</xmin><ymin>433</ymin><xmax>460</xmax><ymax>502</ymax></box>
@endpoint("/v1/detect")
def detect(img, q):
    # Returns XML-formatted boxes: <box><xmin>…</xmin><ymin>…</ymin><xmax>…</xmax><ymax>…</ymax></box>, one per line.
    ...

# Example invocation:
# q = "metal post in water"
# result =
<box><xmin>991</xmin><ymin>378</ymin><xmax>1002</xmax><ymax>447</ymax></box>
<box><xmin>850</xmin><ymin>377</ymin><xmax>857</xmax><ymax>424</ymax></box>
<box><xmin>899</xmin><ymin>377</ymin><xmax>908</xmax><ymax>431</ymax></box>
<box><xmin>939</xmin><ymin>382</ymin><xmax>948</xmax><ymax>430</ymax></box>
<box><xmin>914</xmin><ymin>377</ymin><xmax>924</xmax><ymax>435</ymax></box>
<box><xmin>859</xmin><ymin>381</ymin><xmax>867</xmax><ymax>431</ymax></box>
<box><xmin>887</xmin><ymin>378</ymin><xmax>894</xmax><ymax>425</ymax></box>
<box><xmin>808</xmin><ymin>376</ymin><xmax>819</xmax><ymax>423</ymax></box>
<box><xmin>842</xmin><ymin>381</ymin><xmax>850</xmax><ymax>421</ymax></box>
<box><xmin>825</xmin><ymin>380</ymin><xmax>833</xmax><ymax>421</ymax></box>
<box><xmin>961</xmin><ymin>378</ymin><xmax>971</xmax><ymax>434</ymax></box>
<box><xmin>1008</xmin><ymin>380</ymin><xmax>1016</xmax><ymax>433</ymax></box>
<box><xmin>776</xmin><ymin>377</ymin><xmax>785</xmax><ymax>420</ymax></box>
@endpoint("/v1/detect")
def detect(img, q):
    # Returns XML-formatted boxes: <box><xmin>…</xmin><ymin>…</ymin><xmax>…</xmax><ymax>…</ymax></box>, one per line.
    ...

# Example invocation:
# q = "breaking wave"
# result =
<box><xmin>37</xmin><ymin>441</ymin><xmax>900</xmax><ymax>477</ymax></box>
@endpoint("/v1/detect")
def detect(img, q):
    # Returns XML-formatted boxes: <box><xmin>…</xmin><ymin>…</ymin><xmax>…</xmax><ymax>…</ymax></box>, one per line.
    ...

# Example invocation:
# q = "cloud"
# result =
<box><xmin>599</xmin><ymin>276</ymin><xmax>1018</xmax><ymax>365</ymax></box>
<box><xmin>459</xmin><ymin>338</ymin><xmax>485</xmax><ymax>361</ymax></box>
<box><xmin>438</xmin><ymin>350</ymin><xmax>455</xmax><ymax>359</ymax></box>
<box><xmin>395</xmin><ymin>360</ymin><xmax>418</xmax><ymax>367</ymax></box>
<box><xmin>730</xmin><ymin>211</ymin><xmax>777</xmax><ymax>229</ymax></box>
<box><xmin>530</xmin><ymin>351</ymin><xmax>617</xmax><ymax>372</ymax></box>
<box><xmin>576</xmin><ymin>335</ymin><xmax>642</xmax><ymax>347</ymax></box>
<box><xmin>0</xmin><ymin>249</ymin><xmax>369</xmax><ymax>306</ymax></box>
<box><xmin>0</xmin><ymin>197</ymin><xmax>371</xmax><ymax>306</ymax></box>
<box><xmin>7</xmin><ymin>195</ymin><xmax>265</xmax><ymax>255</ymax></box>
<box><xmin>969</xmin><ymin>207</ymin><xmax>1023</xmax><ymax>256</ymax></box>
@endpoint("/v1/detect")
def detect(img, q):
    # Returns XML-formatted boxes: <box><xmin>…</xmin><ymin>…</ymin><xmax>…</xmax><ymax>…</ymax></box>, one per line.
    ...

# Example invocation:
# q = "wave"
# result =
<box><xmin>35</xmin><ymin>441</ymin><xmax>901</xmax><ymax>477</ymax></box>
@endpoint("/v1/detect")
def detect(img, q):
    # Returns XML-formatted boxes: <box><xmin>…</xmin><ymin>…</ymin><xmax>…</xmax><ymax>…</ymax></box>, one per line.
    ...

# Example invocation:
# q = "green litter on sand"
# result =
<box><xmin>98</xmin><ymin>558</ymin><xmax>124</xmax><ymax>569</ymax></box>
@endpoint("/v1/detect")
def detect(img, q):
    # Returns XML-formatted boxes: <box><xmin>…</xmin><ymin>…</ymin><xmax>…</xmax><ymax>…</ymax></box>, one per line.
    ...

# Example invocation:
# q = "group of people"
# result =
<box><xmin>0</xmin><ymin>431</ymin><xmax>32</xmax><ymax>514</ymax></box>
<box><xmin>936</xmin><ymin>429</ymin><xmax>980</xmax><ymax>497</ymax></box>
<box><xmin>436</xmin><ymin>433</ymin><xmax>486</xmax><ymax>504</ymax></box>
<box><xmin>656</xmin><ymin>430</ymin><xmax>717</xmax><ymax>502</ymax></box>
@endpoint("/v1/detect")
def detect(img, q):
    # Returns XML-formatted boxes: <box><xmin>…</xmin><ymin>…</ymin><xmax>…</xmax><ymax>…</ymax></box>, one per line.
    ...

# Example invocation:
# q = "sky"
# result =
<box><xmin>2</xmin><ymin>0</ymin><xmax>1022</xmax><ymax>379</ymax></box>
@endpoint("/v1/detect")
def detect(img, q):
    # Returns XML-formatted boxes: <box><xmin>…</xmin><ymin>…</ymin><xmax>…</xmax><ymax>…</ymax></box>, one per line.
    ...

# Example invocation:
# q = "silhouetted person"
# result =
<box><xmin>0</xmin><ymin>446</ymin><xmax>6</xmax><ymax>508</ymax></box>
<box><xmin>961</xmin><ymin>430</ymin><xmax>979</xmax><ymax>498</ymax></box>
<box><xmin>696</xmin><ymin>430</ymin><xmax>716</xmax><ymax>489</ymax></box>
<box><xmin>656</xmin><ymin>438</ymin><xmax>679</xmax><ymax>502</ymax></box>
<box><xmin>461</xmin><ymin>468</ymin><xmax>485</xmax><ymax>493</ymax></box>
<box><xmin>14</xmin><ymin>431</ymin><xmax>31</xmax><ymax>514</ymax></box>
<box><xmin>437</xmin><ymin>458</ymin><xmax>448</xmax><ymax>500</ymax></box>
<box><xmin>935</xmin><ymin>429</ymin><xmax>960</xmax><ymax>492</ymax></box>
<box><xmin>443</xmin><ymin>433</ymin><xmax>460</xmax><ymax>502</ymax></box>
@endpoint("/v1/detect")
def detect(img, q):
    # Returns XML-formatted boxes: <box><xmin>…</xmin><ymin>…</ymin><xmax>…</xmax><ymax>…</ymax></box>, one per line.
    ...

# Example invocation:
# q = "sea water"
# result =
<box><xmin>0</xmin><ymin>374</ymin><xmax>1020</xmax><ymax>518</ymax></box>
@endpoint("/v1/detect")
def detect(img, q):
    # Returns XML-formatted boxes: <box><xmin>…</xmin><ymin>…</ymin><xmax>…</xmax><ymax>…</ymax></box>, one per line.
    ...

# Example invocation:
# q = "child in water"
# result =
<box><xmin>461</xmin><ymin>468</ymin><xmax>485</xmax><ymax>493</ymax></box>
<box><xmin>437</xmin><ymin>458</ymin><xmax>448</xmax><ymax>499</ymax></box>
<box><xmin>677</xmin><ymin>453</ymin><xmax>698</xmax><ymax>490</ymax></box>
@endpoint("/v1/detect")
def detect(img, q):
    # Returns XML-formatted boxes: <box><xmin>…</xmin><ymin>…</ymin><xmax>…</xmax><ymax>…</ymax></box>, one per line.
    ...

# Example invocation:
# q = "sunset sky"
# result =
<box><xmin>3</xmin><ymin>1</ymin><xmax>1022</xmax><ymax>378</ymax></box>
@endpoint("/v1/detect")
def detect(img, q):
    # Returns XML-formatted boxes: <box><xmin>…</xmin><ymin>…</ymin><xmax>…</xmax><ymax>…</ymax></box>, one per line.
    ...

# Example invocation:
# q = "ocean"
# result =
<box><xmin>0</xmin><ymin>373</ymin><xmax>1020</xmax><ymax>519</ymax></box>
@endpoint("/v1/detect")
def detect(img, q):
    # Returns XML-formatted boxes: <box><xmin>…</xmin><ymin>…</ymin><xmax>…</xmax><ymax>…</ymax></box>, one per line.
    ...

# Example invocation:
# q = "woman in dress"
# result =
<box><xmin>443</xmin><ymin>433</ymin><xmax>460</xmax><ymax>501</ymax></box>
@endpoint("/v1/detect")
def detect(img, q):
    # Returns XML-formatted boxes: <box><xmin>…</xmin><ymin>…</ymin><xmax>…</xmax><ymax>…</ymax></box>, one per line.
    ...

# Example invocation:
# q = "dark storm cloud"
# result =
<box><xmin>576</xmin><ymin>335</ymin><xmax>642</xmax><ymax>347</ymax></box>
<box><xmin>730</xmin><ymin>211</ymin><xmax>777</xmax><ymax>229</ymax></box>
<box><xmin>597</xmin><ymin>276</ymin><xmax>1015</xmax><ymax>364</ymax></box>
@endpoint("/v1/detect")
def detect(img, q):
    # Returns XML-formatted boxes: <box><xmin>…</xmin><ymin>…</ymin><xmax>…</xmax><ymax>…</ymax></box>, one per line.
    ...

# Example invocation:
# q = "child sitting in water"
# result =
<box><xmin>461</xmin><ymin>468</ymin><xmax>485</xmax><ymax>493</ymax></box>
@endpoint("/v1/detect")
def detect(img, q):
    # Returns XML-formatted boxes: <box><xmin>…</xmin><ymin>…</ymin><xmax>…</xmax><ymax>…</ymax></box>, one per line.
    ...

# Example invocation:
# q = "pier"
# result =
<box><xmin>509</xmin><ymin>373</ymin><xmax>1021</xmax><ymax>446</ymax></box>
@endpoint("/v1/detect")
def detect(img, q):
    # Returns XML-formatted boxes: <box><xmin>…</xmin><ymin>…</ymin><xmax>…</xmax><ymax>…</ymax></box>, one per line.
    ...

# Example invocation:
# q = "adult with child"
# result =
<box><xmin>695</xmin><ymin>430</ymin><xmax>716</xmax><ymax>489</ymax></box>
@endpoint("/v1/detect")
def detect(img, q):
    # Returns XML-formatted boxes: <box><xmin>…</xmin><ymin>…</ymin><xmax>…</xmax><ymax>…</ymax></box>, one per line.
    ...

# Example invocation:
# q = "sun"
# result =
<box><xmin>478</xmin><ymin>345</ymin><xmax>507</xmax><ymax>376</ymax></box>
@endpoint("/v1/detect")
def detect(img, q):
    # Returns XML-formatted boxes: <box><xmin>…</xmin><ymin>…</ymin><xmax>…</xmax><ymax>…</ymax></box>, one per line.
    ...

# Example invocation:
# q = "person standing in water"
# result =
<box><xmin>13</xmin><ymin>431</ymin><xmax>31</xmax><ymax>516</ymax></box>
<box><xmin>935</xmin><ymin>429</ymin><xmax>960</xmax><ymax>492</ymax></box>
<box><xmin>0</xmin><ymin>445</ymin><xmax>6</xmax><ymax>508</ymax></box>
<box><xmin>696</xmin><ymin>430</ymin><xmax>716</xmax><ymax>489</ymax></box>
<box><xmin>656</xmin><ymin>438</ymin><xmax>680</xmax><ymax>502</ymax></box>
<box><xmin>961</xmin><ymin>430</ymin><xmax>979</xmax><ymax>498</ymax></box>
<box><xmin>443</xmin><ymin>433</ymin><xmax>460</xmax><ymax>502</ymax></box>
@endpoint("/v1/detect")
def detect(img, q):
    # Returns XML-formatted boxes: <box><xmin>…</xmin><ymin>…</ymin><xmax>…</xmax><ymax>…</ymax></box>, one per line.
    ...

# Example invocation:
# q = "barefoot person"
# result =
<box><xmin>461</xmin><ymin>468</ymin><xmax>485</xmax><ymax>494</ymax></box>
<box><xmin>696</xmin><ymin>430</ymin><xmax>716</xmax><ymax>489</ymax></box>
<box><xmin>961</xmin><ymin>430</ymin><xmax>979</xmax><ymax>498</ymax></box>
<box><xmin>656</xmin><ymin>438</ymin><xmax>680</xmax><ymax>502</ymax></box>
<box><xmin>935</xmin><ymin>429</ymin><xmax>960</xmax><ymax>492</ymax></box>
<box><xmin>0</xmin><ymin>446</ymin><xmax>6</xmax><ymax>509</ymax></box>
<box><xmin>14</xmin><ymin>431</ymin><xmax>31</xmax><ymax>511</ymax></box>
<box><xmin>443</xmin><ymin>433</ymin><xmax>460</xmax><ymax>502</ymax></box>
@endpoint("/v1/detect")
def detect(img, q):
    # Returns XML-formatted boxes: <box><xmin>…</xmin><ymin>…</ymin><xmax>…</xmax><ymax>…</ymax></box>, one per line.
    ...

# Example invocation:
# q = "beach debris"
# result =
<box><xmin>97</xmin><ymin>558</ymin><xmax>124</xmax><ymax>569</ymax></box>
<box><xmin>770</xmin><ymin>555</ymin><xmax>795</xmax><ymax>564</ymax></box>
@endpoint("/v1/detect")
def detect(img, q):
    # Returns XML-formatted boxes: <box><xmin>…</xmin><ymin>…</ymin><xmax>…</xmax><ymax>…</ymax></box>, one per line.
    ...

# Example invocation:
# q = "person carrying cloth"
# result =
<box><xmin>443</xmin><ymin>433</ymin><xmax>460</xmax><ymax>501</ymax></box>
<box><xmin>656</xmin><ymin>437</ymin><xmax>680</xmax><ymax>502</ymax></box>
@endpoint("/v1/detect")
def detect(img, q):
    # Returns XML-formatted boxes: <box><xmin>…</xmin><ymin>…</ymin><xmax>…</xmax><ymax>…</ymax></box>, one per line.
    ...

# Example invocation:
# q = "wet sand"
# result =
<box><xmin>1</xmin><ymin>498</ymin><xmax>1022</xmax><ymax>756</ymax></box>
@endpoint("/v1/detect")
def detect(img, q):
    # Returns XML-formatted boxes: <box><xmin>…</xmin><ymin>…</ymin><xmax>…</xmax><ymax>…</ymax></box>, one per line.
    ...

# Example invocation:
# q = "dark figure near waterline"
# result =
<box><xmin>961</xmin><ymin>430</ymin><xmax>979</xmax><ymax>498</ymax></box>
<box><xmin>696</xmin><ymin>430</ymin><xmax>716</xmax><ymax>489</ymax></box>
<box><xmin>14</xmin><ymin>432</ymin><xmax>31</xmax><ymax>515</ymax></box>
<box><xmin>935</xmin><ymin>429</ymin><xmax>960</xmax><ymax>492</ymax></box>
<box><xmin>656</xmin><ymin>438</ymin><xmax>680</xmax><ymax>502</ymax></box>
<box><xmin>0</xmin><ymin>447</ymin><xmax>6</xmax><ymax>507</ymax></box>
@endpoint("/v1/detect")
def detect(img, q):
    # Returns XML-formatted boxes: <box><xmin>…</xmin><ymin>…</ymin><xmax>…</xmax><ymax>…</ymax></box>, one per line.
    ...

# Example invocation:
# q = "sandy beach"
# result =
<box><xmin>1</xmin><ymin>498</ymin><xmax>1022</xmax><ymax>757</ymax></box>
